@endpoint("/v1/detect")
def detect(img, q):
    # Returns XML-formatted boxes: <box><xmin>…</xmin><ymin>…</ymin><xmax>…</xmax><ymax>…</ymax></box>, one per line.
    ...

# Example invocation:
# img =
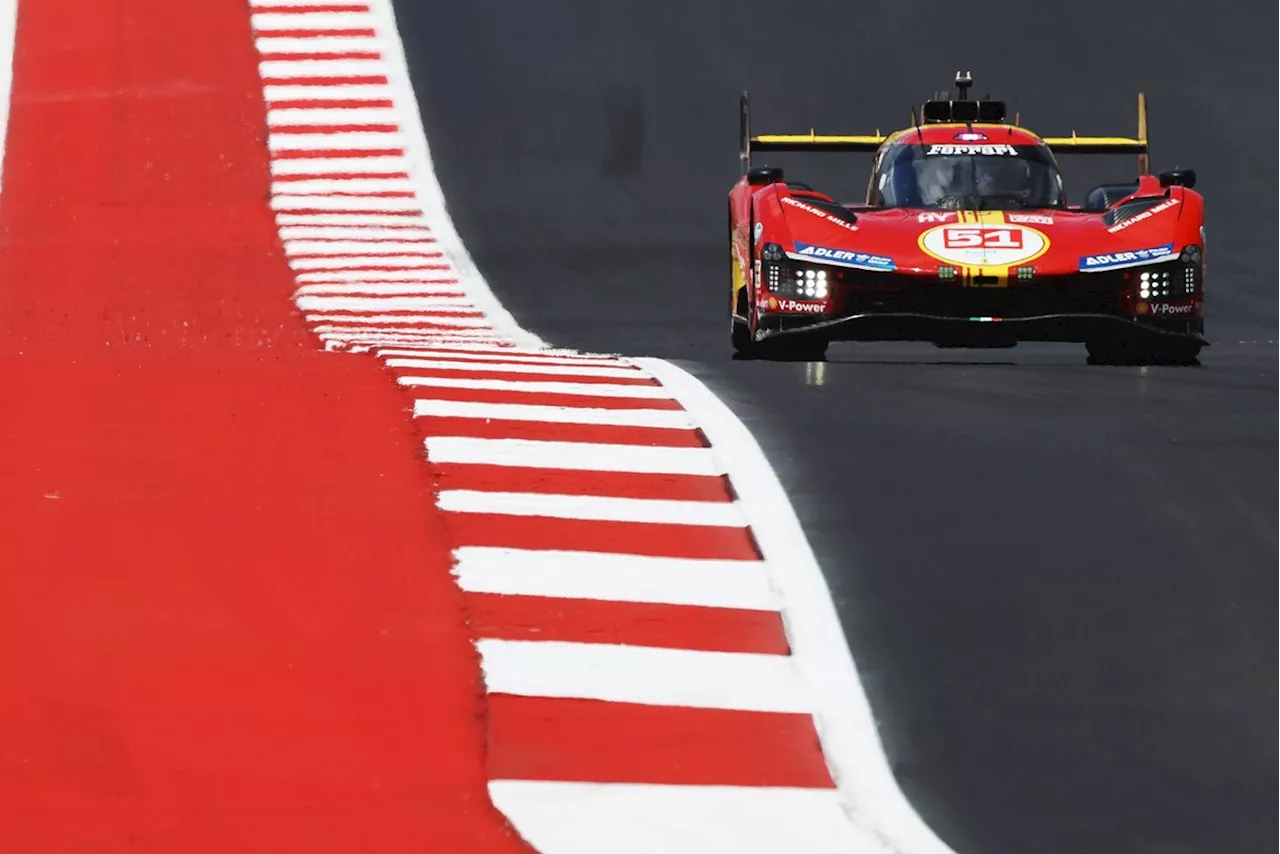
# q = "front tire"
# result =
<box><xmin>733</xmin><ymin>319</ymin><xmax>828</xmax><ymax>362</ymax></box>
<box><xmin>1086</xmin><ymin>336</ymin><xmax>1203</xmax><ymax>366</ymax></box>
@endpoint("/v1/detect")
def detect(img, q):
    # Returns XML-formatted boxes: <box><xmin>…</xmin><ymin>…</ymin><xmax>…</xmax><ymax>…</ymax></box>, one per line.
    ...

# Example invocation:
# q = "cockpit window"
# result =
<box><xmin>878</xmin><ymin>142</ymin><xmax>1064</xmax><ymax>209</ymax></box>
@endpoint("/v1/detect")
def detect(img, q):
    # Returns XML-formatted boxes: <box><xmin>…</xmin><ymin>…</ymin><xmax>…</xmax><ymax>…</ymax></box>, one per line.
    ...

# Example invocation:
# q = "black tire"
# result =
<box><xmin>760</xmin><ymin>337</ymin><xmax>829</xmax><ymax>361</ymax></box>
<box><xmin>730</xmin><ymin>287</ymin><xmax>768</xmax><ymax>358</ymax></box>
<box><xmin>729</xmin><ymin>206</ymin><xmax>754</xmax><ymax>356</ymax></box>
<box><xmin>1086</xmin><ymin>337</ymin><xmax>1203</xmax><ymax>366</ymax></box>
<box><xmin>733</xmin><ymin>323</ymin><xmax>829</xmax><ymax>361</ymax></box>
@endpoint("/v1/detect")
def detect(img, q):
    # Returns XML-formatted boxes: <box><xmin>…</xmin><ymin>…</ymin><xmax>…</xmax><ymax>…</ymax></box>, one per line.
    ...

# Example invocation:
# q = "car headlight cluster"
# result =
<box><xmin>1179</xmin><ymin>245</ymin><xmax>1202</xmax><ymax>294</ymax></box>
<box><xmin>762</xmin><ymin>259</ymin><xmax>829</xmax><ymax>300</ymax></box>
<box><xmin>1134</xmin><ymin>252</ymin><xmax>1203</xmax><ymax>302</ymax></box>
<box><xmin>1139</xmin><ymin>269</ymin><xmax>1174</xmax><ymax>300</ymax></box>
<box><xmin>795</xmin><ymin>268</ymin><xmax>828</xmax><ymax>299</ymax></box>
<box><xmin>764</xmin><ymin>265</ymin><xmax>827</xmax><ymax>299</ymax></box>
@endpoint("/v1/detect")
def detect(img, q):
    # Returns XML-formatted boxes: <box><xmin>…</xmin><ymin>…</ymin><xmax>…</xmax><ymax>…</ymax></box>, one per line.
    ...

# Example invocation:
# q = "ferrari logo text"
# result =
<box><xmin>926</xmin><ymin>144</ymin><xmax>1018</xmax><ymax>156</ymax></box>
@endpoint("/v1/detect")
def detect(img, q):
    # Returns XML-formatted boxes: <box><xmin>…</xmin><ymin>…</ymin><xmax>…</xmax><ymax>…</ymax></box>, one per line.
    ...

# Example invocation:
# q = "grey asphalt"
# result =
<box><xmin>390</xmin><ymin>2</ymin><xmax>1278</xmax><ymax>851</ymax></box>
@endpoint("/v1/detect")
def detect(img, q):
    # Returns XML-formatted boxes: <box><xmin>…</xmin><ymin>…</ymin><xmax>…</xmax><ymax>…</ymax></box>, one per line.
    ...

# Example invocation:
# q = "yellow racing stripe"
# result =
<box><xmin>962</xmin><ymin>211</ymin><xmax>1009</xmax><ymax>287</ymax></box>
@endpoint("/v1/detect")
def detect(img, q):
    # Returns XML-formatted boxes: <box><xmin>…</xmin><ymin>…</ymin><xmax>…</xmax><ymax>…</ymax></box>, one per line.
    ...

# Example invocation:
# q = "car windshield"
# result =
<box><xmin>879</xmin><ymin>142</ymin><xmax>1064</xmax><ymax>210</ymax></box>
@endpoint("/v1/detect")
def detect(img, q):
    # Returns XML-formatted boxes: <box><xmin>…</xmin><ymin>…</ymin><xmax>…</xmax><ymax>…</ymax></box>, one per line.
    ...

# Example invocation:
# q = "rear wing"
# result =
<box><xmin>1039</xmin><ymin>93</ymin><xmax>1151</xmax><ymax>175</ymax></box>
<box><xmin>739</xmin><ymin>90</ymin><xmax>1151</xmax><ymax>176</ymax></box>
<box><xmin>738</xmin><ymin>91</ymin><xmax>884</xmax><ymax>168</ymax></box>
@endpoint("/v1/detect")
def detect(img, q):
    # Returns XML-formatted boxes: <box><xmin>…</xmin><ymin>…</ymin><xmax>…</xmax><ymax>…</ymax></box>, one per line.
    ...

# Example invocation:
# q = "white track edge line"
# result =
<box><xmin>0</xmin><ymin>0</ymin><xmax>16</xmax><ymax>195</ymax></box>
<box><xmin>634</xmin><ymin>357</ymin><xmax>959</xmax><ymax>854</ymax></box>
<box><xmin>371</xmin><ymin>0</ymin><xmax>543</xmax><ymax>349</ymax></box>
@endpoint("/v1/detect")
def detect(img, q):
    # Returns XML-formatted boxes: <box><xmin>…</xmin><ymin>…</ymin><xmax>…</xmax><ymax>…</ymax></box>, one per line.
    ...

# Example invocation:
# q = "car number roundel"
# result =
<box><xmin>918</xmin><ymin>223</ymin><xmax>1050</xmax><ymax>267</ymax></box>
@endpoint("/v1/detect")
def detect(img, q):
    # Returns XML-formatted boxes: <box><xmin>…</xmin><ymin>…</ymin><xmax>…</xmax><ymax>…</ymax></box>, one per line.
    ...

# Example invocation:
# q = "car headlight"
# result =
<box><xmin>1178</xmin><ymin>245</ymin><xmax>1203</xmax><ymax>294</ymax></box>
<box><xmin>1137</xmin><ymin>253</ymin><xmax>1202</xmax><ymax>301</ymax></box>
<box><xmin>761</xmin><ymin>259</ymin><xmax>828</xmax><ymax>300</ymax></box>
<box><xmin>761</xmin><ymin>241</ymin><xmax>784</xmax><ymax>262</ymax></box>
<box><xmin>1138</xmin><ymin>268</ymin><xmax>1173</xmax><ymax>299</ymax></box>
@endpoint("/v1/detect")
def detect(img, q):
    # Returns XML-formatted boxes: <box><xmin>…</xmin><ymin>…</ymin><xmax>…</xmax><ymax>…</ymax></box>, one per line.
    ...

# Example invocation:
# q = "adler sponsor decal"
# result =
<box><xmin>1106</xmin><ymin>197</ymin><xmax>1180</xmax><ymax>233</ymax></box>
<box><xmin>1079</xmin><ymin>242</ymin><xmax>1175</xmax><ymax>271</ymax></box>
<box><xmin>781</xmin><ymin>196</ymin><xmax>858</xmax><ymax>232</ymax></box>
<box><xmin>1007</xmin><ymin>213</ymin><xmax>1054</xmax><ymax>225</ymax></box>
<box><xmin>792</xmin><ymin>242</ymin><xmax>896</xmax><ymax>270</ymax></box>
<box><xmin>926</xmin><ymin>144</ymin><xmax>1017</xmax><ymax>156</ymax></box>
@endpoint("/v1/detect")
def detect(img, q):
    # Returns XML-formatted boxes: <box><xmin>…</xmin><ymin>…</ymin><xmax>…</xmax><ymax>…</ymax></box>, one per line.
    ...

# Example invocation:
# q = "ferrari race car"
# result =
<box><xmin>729</xmin><ymin>72</ymin><xmax>1207</xmax><ymax>364</ymax></box>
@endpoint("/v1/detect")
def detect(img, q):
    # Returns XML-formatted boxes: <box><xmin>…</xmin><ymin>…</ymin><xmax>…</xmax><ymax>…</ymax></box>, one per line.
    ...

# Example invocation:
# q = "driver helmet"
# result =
<box><xmin>976</xmin><ymin>156</ymin><xmax>1034</xmax><ymax>199</ymax></box>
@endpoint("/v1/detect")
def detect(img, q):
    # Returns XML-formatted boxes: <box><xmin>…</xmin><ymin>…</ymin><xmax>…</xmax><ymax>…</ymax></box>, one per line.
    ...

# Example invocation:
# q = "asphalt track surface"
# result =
<box><xmin>392</xmin><ymin>2</ymin><xmax>1278</xmax><ymax>852</ymax></box>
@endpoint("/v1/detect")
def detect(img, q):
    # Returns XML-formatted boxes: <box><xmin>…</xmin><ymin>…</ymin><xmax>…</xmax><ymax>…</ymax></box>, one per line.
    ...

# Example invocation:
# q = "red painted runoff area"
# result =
<box><xmin>0</xmin><ymin>1</ymin><xmax>530</xmax><ymax>851</ymax></box>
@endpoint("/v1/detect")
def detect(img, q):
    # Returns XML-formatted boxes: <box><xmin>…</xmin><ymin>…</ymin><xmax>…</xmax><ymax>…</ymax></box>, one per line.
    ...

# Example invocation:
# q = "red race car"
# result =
<box><xmin>729</xmin><ymin>72</ymin><xmax>1206</xmax><ymax>364</ymax></box>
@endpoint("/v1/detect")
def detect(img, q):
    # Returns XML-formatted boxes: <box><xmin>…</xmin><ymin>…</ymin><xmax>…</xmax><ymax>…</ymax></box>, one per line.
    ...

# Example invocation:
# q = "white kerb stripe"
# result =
<box><xmin>386</xmin><ymin>357</ymin><xmax>643</xmax><ymax>379</ymax></box>
<box><xmin>487</xmin><ymin>782</ymin><xmax>878</xmax><ymax>854</ymax></box>
<box><xmin>281</xmin><ymin>227</ymin><xmax>433</xmax><ymax>240</ymax></box>
<box><xmin>398</xmin><ymin>376</ymin><xmax>674</xmax><ymax>399</ymax></box>
<box><xmin>273</xmin><ymin>196</ymin><xmax>421</xmax><ymax>213</ymax></box>
<box><xmin>476</xmin><ymin>640</ymin><xmax>808</xmax><ymax>713</ymax></box>
<box><xmin>280</xmin><ymin>216</ymin><xmax>429</xmax><ymax>229</ymax></box>
<box><xmin>322</xmin><ymin>333</ymin><xmax>505</xmax><ymax>345</ymax></box>
<box><xmin>269</xmin><ymin>131</ymin><xmax>407</xmax><ymax>151</ymax></box>
<box><xmin>272</xmin><ymin>178</ymin><xmax>416</xmax><ymax>195</ymax></box>
<box><xmin>284</xmin><ymin>239</ymin><xmax>434</xmax><ymax>255</ymax></box>
<box><xmin>379</xmin><ymin>345</ymin><xmax>600</xmax><ymax>358</ymax></box>
<box><xmin>317</xmin><ymin>327</ymin><xmax>498</xmax><ymax>338</ymax></box>
<box><xmin>250</xmin><ymin>0</ymin><xmax>368</xmax><ymax>7</ymax></box>
<box><xmin>251</xmin><ymin>12</ymin><xmax>376</xmax><ymax>31</ymax></box>
<box><xmin>397</xmin><ymin>350</ymin><xmax>623</xmax><ymax>367</ymax></box>
<box><xmin>271</xmin><ymin>156</ymin><xmax>409</xmax><ymax>175</ymax></box>
<box><xmin>268</xmin><ymin>107</ymin><xmax>401</xmax><ymax>125</ymax></box>
<box><xmin>426</xmin><ymin>437</ymin><xmax>719</xmax><ymax>475</ymax></box>
<box><xmin>452</xmin><ymin>547</ymin><xmax>778</xmax><ymax>610</ymax></box>
<box><xmin>288</xmin><ymin>255</ymin><xmax>442</xmax><ymax>270</ymax></box>
<box><xmin>305</xmin><ymin>314</ymin><xmax>487</xmax><ymax>327</ymax></box>
<box><xmin>437</xmin><ymin>491</ymin><xmax>744</xmax><ymax>526</ymax></box>
<box><xmin>259</xmin><ymin>59</ymin><xmax>388</xmax><ymax>78</ymax></box>
<box><xmin>294</xmin><ymin>283</ymin><xmax>463</xmax><ymax>296</ymax></box>
<box><xmin>414</xmin><ymin>399</ymin><xmax>694</xmax><ymax>429</ymax></box>
<box><xmin>264</xmin><ymin>84</ymin><xmax>394</xmax><ymax>102</ymax></box>
<box><xmin>296</xmin><ymin>296</ymin><xmax>471</xmax><ymax>312</ymax></box>
<box><xmin>254</xmin><ymin>36</ymin><xmax>382</xmax><ymax>54</ymax></box>
<box><xmin>294</xmin><ymin>270</ymin><xmax>447</xmax><ymax>283</ymax></box>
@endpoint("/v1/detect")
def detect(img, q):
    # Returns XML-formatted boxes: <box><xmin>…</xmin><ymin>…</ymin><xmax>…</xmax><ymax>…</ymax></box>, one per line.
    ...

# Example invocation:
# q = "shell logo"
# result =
<box><xmin>918</xmin><ymin>223</ymin><xmax>1051</xmax><ymax>267</ymax></box>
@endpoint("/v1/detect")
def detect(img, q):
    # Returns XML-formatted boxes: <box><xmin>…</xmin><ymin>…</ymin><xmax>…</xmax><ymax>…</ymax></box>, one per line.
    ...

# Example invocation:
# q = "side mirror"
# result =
<box><xmin>747</xmin><ymin>165</ymin><xmax>784</xmax><ymax>186</ymax></box>
<box><xmin>1158</xmin><ymin>168</ymin><xmax>1196</xmax><ymax>189</ymax></box>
